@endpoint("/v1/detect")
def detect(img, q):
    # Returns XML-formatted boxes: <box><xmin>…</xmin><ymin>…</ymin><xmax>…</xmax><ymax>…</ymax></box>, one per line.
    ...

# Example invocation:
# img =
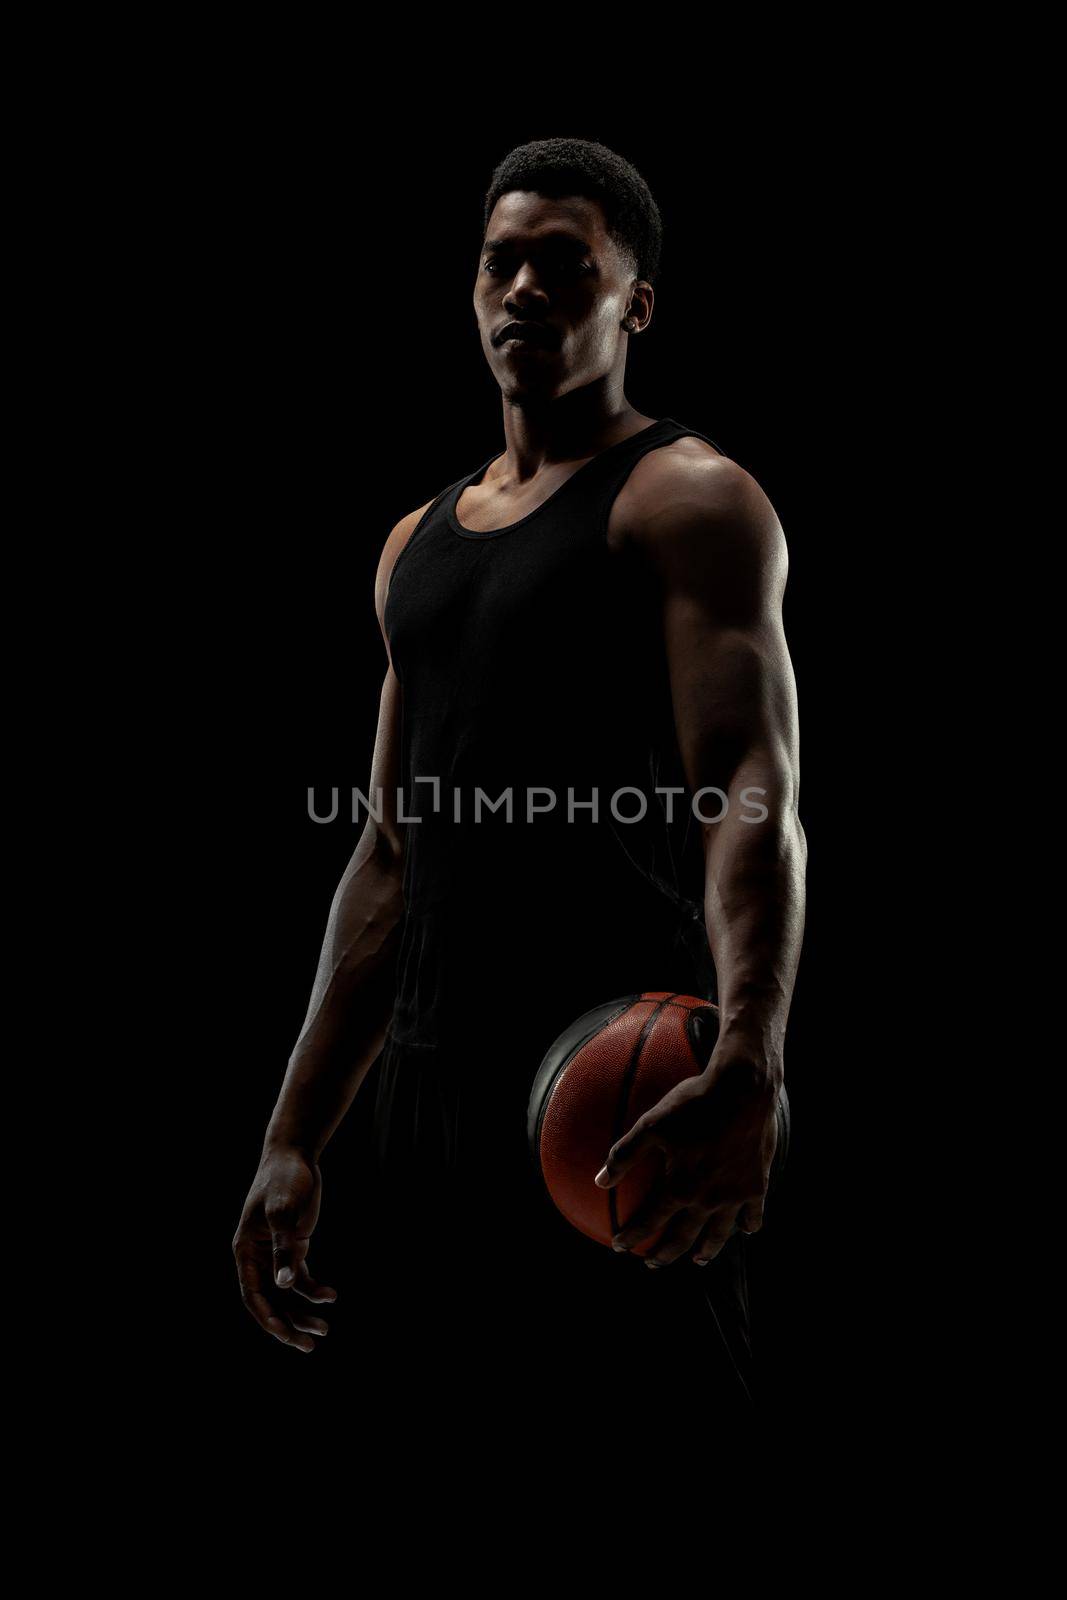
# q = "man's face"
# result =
<box><xmin>474</xmin><ymin>191</ymin><xmax>641</xmax><ymax>402</ymax></box>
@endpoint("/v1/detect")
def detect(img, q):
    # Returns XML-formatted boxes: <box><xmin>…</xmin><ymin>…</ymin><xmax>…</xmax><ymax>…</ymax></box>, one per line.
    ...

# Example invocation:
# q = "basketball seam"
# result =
<box><xmin>607</xmin><ymin>992</ymin><xmax>679</xmax><ymax>1237</ymax></box>
<box><xmin>530</xmin><ymin>996</ymin><xmax>642</xmax><ymax>1171</ymax></box>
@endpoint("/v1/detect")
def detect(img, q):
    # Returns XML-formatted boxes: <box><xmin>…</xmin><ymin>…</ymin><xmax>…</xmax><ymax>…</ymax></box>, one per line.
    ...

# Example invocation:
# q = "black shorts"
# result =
<box><xmin>358</xmin><ymin>1050</ymin><xmax>791</xmax><ymax>1412</ymax></box>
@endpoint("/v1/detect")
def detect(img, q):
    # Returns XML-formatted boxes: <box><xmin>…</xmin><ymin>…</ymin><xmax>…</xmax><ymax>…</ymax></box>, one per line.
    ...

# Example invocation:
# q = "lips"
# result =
<box><xmin>495</xmin><ymin>321</ymin><xmax>556</xmax><ymax>349</ymax></box>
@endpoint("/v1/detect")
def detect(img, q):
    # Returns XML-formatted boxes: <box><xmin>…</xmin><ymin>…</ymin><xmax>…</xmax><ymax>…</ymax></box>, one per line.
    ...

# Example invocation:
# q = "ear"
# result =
<box><xmin>621</xmin><ymin>279</ymin><xmax>654</xmax><ymax>334</ymax></box>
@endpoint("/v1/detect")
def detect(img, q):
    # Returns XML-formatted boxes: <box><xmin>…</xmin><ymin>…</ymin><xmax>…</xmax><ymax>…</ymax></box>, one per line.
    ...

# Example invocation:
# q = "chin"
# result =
<box><xmin>497</xmin><ymin>364</ymin><xmax>568</xmax><ymax>403</ymax></box>
<box><xmin>493</xmin><ymin>349</ymin><xmax>568</xmax><ymax>396</ymax></box>
<box><xmin>505</xmin><ymin>386</ymin><xmax>573</xmax><ymax>409</ymax></box>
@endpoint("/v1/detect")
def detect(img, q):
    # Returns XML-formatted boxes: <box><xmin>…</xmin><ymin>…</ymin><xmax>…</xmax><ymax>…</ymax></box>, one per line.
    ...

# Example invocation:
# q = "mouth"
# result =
<box><xmin>493</xmin><ymin>321</ymin><xmax>557</xmax><ymax>351</ymax></box>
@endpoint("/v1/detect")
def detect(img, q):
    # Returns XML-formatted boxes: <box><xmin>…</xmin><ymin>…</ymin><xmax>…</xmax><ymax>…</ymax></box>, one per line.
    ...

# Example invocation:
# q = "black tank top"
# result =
<box><xmin>376</xmin><ymin>416</ymin><xmax>725</xmax><ymax>1187</ymax></box>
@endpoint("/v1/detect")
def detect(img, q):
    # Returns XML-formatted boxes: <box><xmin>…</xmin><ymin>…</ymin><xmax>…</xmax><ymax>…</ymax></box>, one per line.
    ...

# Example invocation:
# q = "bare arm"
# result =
<box><xmin>232</xmin><ymin>501</ymin><xmax>428</xmax><ymax>1349</ymax></box>
<box><xmin>266</xmin><ymin>495</ymin><xmax>437</xmax><ymax>1158</ymax></box>
<box><xmin>595</xmin><ymin>448</ymin><xmax>806</xmax><ymax>1266</ymax></box>
<box><xmin>264</xmin><ymin>662</ymin><xmax>406</xmax><ymax>1160</ymax></box>
<box><xmin>653</xmin><ymin>452</ymin><xmax>805</xmax><ymax>1092</ymax></box>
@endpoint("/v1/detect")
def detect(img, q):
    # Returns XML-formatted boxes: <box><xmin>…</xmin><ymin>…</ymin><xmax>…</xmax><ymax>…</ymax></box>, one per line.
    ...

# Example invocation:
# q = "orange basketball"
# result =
<box><xmin>526</xmin><ymin>991</ymin><xmax>721</xmax><ymax>1254</ymax></box>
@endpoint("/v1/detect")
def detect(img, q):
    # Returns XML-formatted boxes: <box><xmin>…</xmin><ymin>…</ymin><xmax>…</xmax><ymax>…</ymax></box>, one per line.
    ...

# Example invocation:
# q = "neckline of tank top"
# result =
<box><xmin>445</xmin><ymin>415</ymin><xmax>681</xmax><ymax>540</ymax></box>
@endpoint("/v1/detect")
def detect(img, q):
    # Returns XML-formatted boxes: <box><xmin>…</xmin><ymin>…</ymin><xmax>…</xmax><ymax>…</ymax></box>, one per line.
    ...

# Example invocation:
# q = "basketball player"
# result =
<box><xmin>233</xmin><ymin>138</ymin><xmax>806</xmax><ymax>1408</ymax></box>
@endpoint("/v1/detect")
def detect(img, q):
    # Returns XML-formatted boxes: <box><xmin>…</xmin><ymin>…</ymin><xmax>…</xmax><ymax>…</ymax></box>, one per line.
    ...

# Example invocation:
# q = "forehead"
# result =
<box><xmin>483</xmin><ymin>189</ymin><xmax>611</xmax><ymax>249</ymax></box>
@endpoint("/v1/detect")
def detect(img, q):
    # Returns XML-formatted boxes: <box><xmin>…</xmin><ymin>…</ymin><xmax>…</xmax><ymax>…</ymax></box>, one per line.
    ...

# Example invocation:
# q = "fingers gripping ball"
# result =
<box><xmin>526</xmin><ymin>992</ymin><xmax>722</xmax><ymax>1254</ymax></box>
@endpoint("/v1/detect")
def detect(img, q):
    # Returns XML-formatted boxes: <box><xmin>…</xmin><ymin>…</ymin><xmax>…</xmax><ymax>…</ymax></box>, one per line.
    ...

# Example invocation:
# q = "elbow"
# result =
<box><xmin>348</xmin><ymin>820</ymin><xmax>406</xmax><ymax>933</ymax></box>
<box><xmin>777</xmin><ymin>795</ymin><xmax>807</xmax><ymax>876</ymax></box>
<box><xmin>736</xmin><ymin>768</ymin><xmax>807</xmax><ymax>880</ymax></box>
<box><xmin>373</xmin><ymin>832</ymin><xmax>407</xmax><ymax>925</ymax></box>
<box><xmin>735</xmin><ymin>754</ymin><xmax>804</xmax><ymax>850</ymax></box>
<box><xmin>367</xmin><ymin>816</ymin><xmax>406</xmax><ymax>882</ymax></box>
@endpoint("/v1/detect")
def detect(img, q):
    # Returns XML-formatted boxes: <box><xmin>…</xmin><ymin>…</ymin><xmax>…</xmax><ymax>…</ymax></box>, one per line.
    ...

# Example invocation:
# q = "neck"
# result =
<box><xmin>498</xmin><ymin>380</ymin><xmax>650</xmax><ymax>481</ymax></box>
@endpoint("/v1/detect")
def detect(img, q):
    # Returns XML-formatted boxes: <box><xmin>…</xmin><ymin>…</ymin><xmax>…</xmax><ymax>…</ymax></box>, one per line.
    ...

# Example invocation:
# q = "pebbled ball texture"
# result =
<box><xmin>530</xmin><ymin>992</ymin><xmax>716</xmax><ymax>1253</ymax></box>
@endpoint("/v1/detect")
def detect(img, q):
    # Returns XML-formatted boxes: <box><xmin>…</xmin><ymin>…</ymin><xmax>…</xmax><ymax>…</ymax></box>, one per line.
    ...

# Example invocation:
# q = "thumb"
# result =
<box><xmin>594</xmin><ymin>1118</ymin><xmax>658</xmax><ymax>1188</ymax></box>
<box><xmin>270</xmin><ymin>1225</ymin><xmax>305</xmax><ymax>1289</ymax></box>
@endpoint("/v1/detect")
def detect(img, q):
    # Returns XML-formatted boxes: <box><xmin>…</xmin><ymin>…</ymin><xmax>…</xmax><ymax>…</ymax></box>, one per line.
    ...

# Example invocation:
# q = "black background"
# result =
<box><xmin>154</xmin><ymin>106</ymin><xmax>916</xmax><ymax>1441</ymax></box>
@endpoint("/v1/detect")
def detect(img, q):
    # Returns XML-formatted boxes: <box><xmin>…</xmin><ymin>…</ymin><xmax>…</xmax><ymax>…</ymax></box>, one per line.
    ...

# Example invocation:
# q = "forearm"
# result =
<box><xmin>701</xmin><ymin>772</ymin><xmax>807</xmax><ymax>1090</ymax></box>
<box><xmin>265</xmin><ymin>825</ymin><xmax>405</xmax><ymax>1160</ymax></box>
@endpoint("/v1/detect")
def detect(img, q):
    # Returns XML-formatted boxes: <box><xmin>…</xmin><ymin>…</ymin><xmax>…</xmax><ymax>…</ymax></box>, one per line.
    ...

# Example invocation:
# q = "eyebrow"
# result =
<box><xmin>483</xmin><ymin>233</ymin><xmax>594</xmax><ymax>254</ymax></box>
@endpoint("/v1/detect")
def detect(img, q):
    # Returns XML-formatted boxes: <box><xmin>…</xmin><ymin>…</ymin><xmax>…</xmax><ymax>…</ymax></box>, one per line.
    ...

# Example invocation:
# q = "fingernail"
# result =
<box><xmin>645</xmin><ymin>1259</ymin><xmax>661</xmax><ymax>1269</ymax></box>
<box><xmin>694</xmin><ymin>1258</ymin><xmax>709</xmax><ymax>1267</ymax></box>
<box><xmin>276</xmin><ymin>1268</ymin><xmax>294</xmax><ymax>1287</ymax></box>
<box><xmin>595</xmin><ymin>1167</ymin><xmax>609</xmax><ymax>1186</ymax></box>
<box><xmin>611</xmin><ymin>1241</ymin><xmax>628</xmax><ymax>1253</ymax></box>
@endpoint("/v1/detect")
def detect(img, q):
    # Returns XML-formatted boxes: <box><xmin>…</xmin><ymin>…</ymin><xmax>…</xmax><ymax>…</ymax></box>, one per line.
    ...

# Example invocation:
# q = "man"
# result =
<box><xmin>233</xmin><ymin>138</ymin><xmax>806</xmax><ymax>1408</ymax></box>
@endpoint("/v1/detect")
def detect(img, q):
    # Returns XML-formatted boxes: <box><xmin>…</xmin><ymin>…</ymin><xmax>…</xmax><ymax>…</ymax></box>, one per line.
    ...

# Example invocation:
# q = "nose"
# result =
<box><xmin>504</xmin><ymin>260</ymin><xmax>550</xmax><ymax>316</ymax></box>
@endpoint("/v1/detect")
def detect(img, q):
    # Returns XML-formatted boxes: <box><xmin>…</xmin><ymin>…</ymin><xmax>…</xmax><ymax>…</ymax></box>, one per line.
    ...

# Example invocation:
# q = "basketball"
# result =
<box><xmin>526</xmin><ymin>990</ymin><xmax>725</xmax><ymax>1253</ymax></box>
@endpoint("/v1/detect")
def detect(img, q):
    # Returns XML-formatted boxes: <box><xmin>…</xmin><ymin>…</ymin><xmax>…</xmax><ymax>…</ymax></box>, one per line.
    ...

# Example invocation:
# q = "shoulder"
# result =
<box><xmin>374</xmin><ymin>496</ymin><xmax>437</xmax><ymax>631</ymax></box>
<box><xmin>612</xmin><ymin>435</ymin><xmax>786</xmax><ymax>581</ymax></box>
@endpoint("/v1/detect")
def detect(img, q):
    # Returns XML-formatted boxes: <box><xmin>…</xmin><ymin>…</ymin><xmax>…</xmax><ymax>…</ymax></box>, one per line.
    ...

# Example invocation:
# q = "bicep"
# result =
<box><xmin>365</xmin><ymin>499</ymin><xmax>433</xmax><ymax>861</ymax></box>
<box><xmin>651</xmin><ymin>471</ymin><xmax>799</xmax><ymax>800</ymax></box>
<box><xmin>665</xmin><ymin>606</ymin><xmax>799</xmax><ymax>803</ymax></box>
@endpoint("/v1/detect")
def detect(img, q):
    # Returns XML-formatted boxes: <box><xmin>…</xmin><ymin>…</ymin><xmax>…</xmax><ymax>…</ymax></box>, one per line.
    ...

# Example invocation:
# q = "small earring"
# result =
<box><xmin>623</xmin><ymin>318</ymin><xmax>637</xmax><ymax>332</ymax></box>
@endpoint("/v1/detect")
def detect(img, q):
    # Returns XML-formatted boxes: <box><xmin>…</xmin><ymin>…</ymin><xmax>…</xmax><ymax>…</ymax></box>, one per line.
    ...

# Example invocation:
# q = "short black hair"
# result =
<box><xmin>483</xmin><ymin>137</ymin><xmax>662</xmax><ymax>284</ymax></box>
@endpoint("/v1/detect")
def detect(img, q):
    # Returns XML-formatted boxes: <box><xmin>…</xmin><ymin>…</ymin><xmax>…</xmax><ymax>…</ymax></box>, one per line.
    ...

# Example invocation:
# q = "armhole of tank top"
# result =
<box><xmin>381</xmin><ymin>470</ymin><xmax>476</xmax><ymax>636</ymax></box>
<box><xmin>597</xmin><ymin>423</ymin><xmax>726</xmax><ymax>545</ymax></box>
